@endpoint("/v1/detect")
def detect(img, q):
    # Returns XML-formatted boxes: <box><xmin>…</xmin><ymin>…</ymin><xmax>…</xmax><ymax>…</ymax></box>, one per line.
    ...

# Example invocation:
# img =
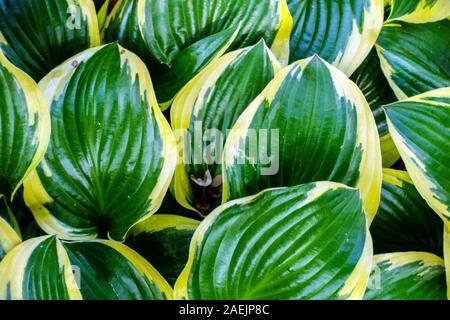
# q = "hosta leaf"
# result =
<box><xmin>102</xmin><ymin>0</ymin><xmax>152</xmax><ymax>67</ymax></box>
<box><xmin>376</xmin><ymin>11</ymin><xmax>450</xmax><ymax>99</ymax></box>
<box><xmin>0</xmin><ymin>0</ymin><xmax>100</xmax><ymax>81</ymax></box>
<box><xmin>139</xmin><ymin>0</ymin><xmax>291</xmax><ymax>65</ymax></box>
<box><xmin>0</xmin><ymin>51</ymin><xmax>50</xmax><ymax>198</ymax></box>
<box><xmin>387</xmin><ymin>0</ymin><xmax>450</xmax><ymax>23</ymax></box>
<box><xmin>371</xmin><ymin>169</ymin><xmax>443</xmax><ymax>256</ymax></box>
<box><xmin>23</xmin><ymin>43</ymin><xmax>177</xmax><ymax>241</ymax></box>
<box><xmin>103</xmin><ymin>0</ymin><xmax>238</xmax><ymax>110</ymax></box>
<box><xmin>364</xmin><ymin>252</ymin><xmax>447</xmax><ymax>300</ymax></box>
<box><xmin>350</xmin><ymin>49</ymin><xmax>399</xmax><ymax>167</ymax></box>
<box><xmin>0</xmin><ymin>235</ymin><xmax>173</xmax><ymax>300</ymax></box>
<box><xmin>223</xmin><ymin>56</ymin><xmax>382</xmax><ymax>222</ymax></box>
<box><xmin>384</xmin><ymin>88</ymin><xmax>449</xmax><ymax>222</ymax></box>
<box><xmin>171</xmin><ymin>41</ymin><xmax>280</xmax><ymax>214</ymax></box>
<box><xmin>175</xmin><ymin>182</ymin><xmax>373</xmax><ymax>300</ymax></box>
<box><xmin>0</xmin><ymin>196</ymin><xmax>21</xmax><ymax>262</ymax></box>
<box><xmin>126</xmin><ymin>214</ymin><xmax>200</xmax><ymax>286</ymax></box>
<box><xmin>104</xmin><ymin>0</ymin><xmax>292</xmax><ymax>105</ymax></box>
<box><xmin>288</xmin><ymin>0</ymin><xmax>384</xmax><ymax>76</ymax></box>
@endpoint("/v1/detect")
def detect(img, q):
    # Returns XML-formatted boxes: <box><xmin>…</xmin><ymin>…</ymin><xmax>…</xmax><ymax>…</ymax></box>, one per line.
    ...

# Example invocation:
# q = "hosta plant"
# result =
<box><xmin>0</xmin><ymin>0</ymin><xmax>449</xmax><ymax>301</ymax></box>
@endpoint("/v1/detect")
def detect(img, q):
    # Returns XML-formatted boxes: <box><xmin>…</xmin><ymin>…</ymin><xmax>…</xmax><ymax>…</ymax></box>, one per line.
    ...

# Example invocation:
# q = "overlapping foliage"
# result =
<box><xmin>0</xmin><ymin>0</ymin><xmax>448</xmax><ymax>300</ymax></box>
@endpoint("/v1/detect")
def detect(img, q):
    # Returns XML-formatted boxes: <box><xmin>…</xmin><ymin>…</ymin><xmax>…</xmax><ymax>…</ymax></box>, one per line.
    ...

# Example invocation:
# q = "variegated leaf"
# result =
<box><xmin>385</xmin><ymin>88</ymin><xmax>450</xmax><ymax>298</ymax></box>
<box><xmin>175</xmin><ymin>182</ymin><xmax>373</xmax><ymax>300</ymax></box>
<box><xmin>376</xmin><ymin>3</ymin><xmax>450</xmax><ymax>99</ymax></box>
<box><xmin>0</xmin><ymin>0</ymin><xmax>100</xmax><ymax>81</ymax></box>
<box><xmin>288</xmin><ymin>0</ymin><xmax>384</xmax><ymax>76</ymax></box>
<box><xmin>387</xmin><ymin>0</ymin><xmax>450</xmax><ymax>23</ymax></box>
<box><xmin>23</xmin><ymin>43</ymin><xmax>177</xmax><ymax>241</ymax></box>
<box><xmin>104</xmin><ymin>0</ymin><xmax>292</xmax><ymax>106</ymax></box>
<box><xmin>223</xmin><ymin>56</ymin><xmax>382</xmax><ymax>222</ymax></box>
<box><xmin>351</xmin><ymin>49</ymin><xmax>399</xmax><ymax>167</ymax></box>
<box><xmin>385</xmin><ymin>87</ymin><xmax>449</xmax><ymax>222</ymax></box>
<box><xmin>0</xmin><ymin>51</ymin><xmax>50</xmax><ymax>199</ymax></box>
<box><xmin>364</xmin><ymin>252</ymin><xmax>447</xmax><ymax>300</ymax></box>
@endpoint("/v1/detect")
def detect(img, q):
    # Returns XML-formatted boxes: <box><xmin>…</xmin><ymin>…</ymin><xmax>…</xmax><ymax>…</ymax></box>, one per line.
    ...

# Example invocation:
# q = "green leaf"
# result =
<box><xmin>0</xmin><ymin>51</ymin><xmax>50</xmax><ymax>199</ymax></box>
<box><xmin>102</xmin><ymin>0</ymin><xmax>151</xmax><ymax>66</ymax></box>
<box><xmin>385</xmin><ymin>88</ymin><xmax>450</xmax><ymax>299</ymax></box>
<box><xmin>0</xmin><ymin>0</ymin><xmax>100</xmax><ymax>81</ymax></box>
<box><xmin>387</xmin><ymin>0</ymin><xmax>450</xmax><ymax>23</ymax></box>
<box><xmin>384</xmin><ymin>87</ymin><xmax>449</xmax><ymax>222</ymax></box>
<box><xmin>223</xmin><ymin>56</ymin><xmax>382</xmax><ymax>222</ymax></box>
<box><xmin>288</xmin><ymin>0</ymin><xmax>384</xmax><ymax>76</ymax></box>
<box><xmin>104</xmin><ymin>0</ymin><xmax>292</xmax><ymax>105</ymax></box>
<box><xmin>23</xmin><ymin>43</ymin><xmax>177</xmax><ymax>241</ymax></box>
<box><xmin>0</xmin><ymin>235</ymin><xmax>173</xmax><ymax>300</ymax></box>
<box><xmin>171</xmin><ymin>41</ymin><xmax>280</xmax><ymax>215</ymax></box>
<box><xmin>175</xmin><ymin>182</ymin><xmax>373</xmax><ymax>300</ymax></box>
<box><xmin>126</xmin><ymin>214</ymin><xmax>200</xmax><ymax>286</ymax></box>
<box><xmin>350</xmin><ymin>49</ymin><xmax>399</xmax><ymax>167</ymax></box>
<box><xmin>371</xmin><ymin>169</ymin><xmax>443</xmax><ymax>256</ymax></box>
<box><xmin>376</xmin><ymin>15</ymin><xmax>450</xmax><ymax>99</ymax></box>
<box><xmin>149</xmin><ymin>26</ymin><xmax>241</xmax><ymax>110</ymax></box>
<box><xmin>363</xmin><ymin>252</ymin><xmax>447</xmax><ymax>300</ymax></box>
